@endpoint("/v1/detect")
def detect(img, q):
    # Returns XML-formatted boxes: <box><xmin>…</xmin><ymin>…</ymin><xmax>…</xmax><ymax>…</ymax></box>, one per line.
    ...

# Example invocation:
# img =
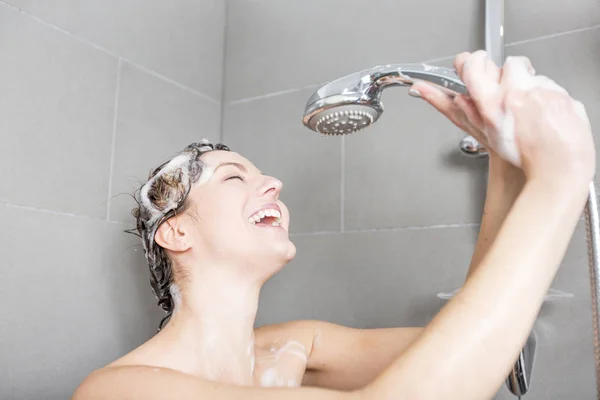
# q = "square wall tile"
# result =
<box><xmin>0</xmin><ymin>5</ymin><xmax>117</xmax><ymax>218</ymax></box>
<box><xmin>505</xmin><ymin>0</ymin><xmax>600</xmax><ymax>44</ymax></box>
<box><xmin>222</xmin><ymin>88</ymin><xmax>342</xmax><ymax>234</ymax></box>
<box><xmin>108</xmin><ymin>62</ymin><xmax>221</xmax><ymax>223</ymax></box>
<box><xmin>344</xmin><ymin>59</ymin><xmax>489</xmax><ymax>230</ymax></box>
<box><xmin>225</xmin><ymin>0</ymin><xmax>484</xmax><ymax>101</ymax></box>
<box><xmin>0</xmin><ymin>204</ymin><xmax>163</xmax><ymax>399</ymax></box>
<box><xmin>3</xmin><ymin>0</ymin><xmax>225</xmax><ymax>99</ymax></box>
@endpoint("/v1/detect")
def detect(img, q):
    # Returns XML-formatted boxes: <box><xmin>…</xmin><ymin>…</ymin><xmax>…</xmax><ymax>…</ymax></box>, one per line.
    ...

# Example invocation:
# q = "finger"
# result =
<box><xmin>532</xmin><ymin>75</ymin><xmax>569</xmax><ymax>95</ymax></box>
<box><xmin>501</xmin><ymin>56</ymin><xmax>538</xmax><ymax>92</ymax></box>
<box><xmin>505</xmin><ymin>56</ymin><xmax>536</xmax><ymax>75</ymax></box>
<box><xmin>462</xmin><ymin>50</ymin><xmax>496</xmax><ymax>100</ymax></box>
<box><xmin>461</xmin><ymin>50</ymin><xmax>503</xmax><ymax>125</ymax></box>
<box><xmin>454</xmin><ymin>94</ymin><xmax>485</xmax><ymax>132</ymax></box>
<box><xmin>411</xmin><ymin>81</ymin><xmax>480</xmax><ymax>135</ymax></box>
<box><xmin>485</xmin><ymin>56</ymin><xmax>501</xmax><ymax>84</ymax></box>
<box><xmin>573</xmin><ymin>100</ymin><xmax>591</xmax><ymax>124</ymax></box>
<box><xmin>453</xmin><ymin>52</ymin><xmax>471</xmax><ymax>78</ymax></box>
<box><xmin>410</xmin><ymin>80</ymin><xmax>456</xmax><ymax>114</ymax></box>
<box><xmin>453</xmin><ymin>95</ymin><xmax>490</xmax><ymax>144</ymax></box>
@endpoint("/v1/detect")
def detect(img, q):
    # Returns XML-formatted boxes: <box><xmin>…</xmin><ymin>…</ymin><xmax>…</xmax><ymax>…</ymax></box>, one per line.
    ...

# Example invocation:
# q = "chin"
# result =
<box><xmin>262</xmin><ymin>239</ymin><xmax>297</xmax><ymax>275</ymax></box>
<box><xmin>267</xmin><ymin>237</ymin><xmax>296</xmax><ymax>263</ymax></box>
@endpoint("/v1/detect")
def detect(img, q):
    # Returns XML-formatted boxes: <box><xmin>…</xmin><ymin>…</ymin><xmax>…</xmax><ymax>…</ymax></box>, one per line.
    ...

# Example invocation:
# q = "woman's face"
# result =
<box><xmin>178</xmin><ymin>150</ymin><xmax>296</xmax><ymax>279</ymax></box>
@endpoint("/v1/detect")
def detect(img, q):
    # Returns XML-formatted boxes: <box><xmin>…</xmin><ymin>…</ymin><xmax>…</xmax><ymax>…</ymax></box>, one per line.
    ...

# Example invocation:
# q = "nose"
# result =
<box><xmin>258</xmin><ymin>175</ymin><xmax>283</xmax><ymax>198</ymax></box>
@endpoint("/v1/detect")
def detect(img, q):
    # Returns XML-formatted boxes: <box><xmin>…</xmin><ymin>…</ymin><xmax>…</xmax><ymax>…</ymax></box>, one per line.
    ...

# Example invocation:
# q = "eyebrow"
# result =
<box><xmin>214</xmin><ymin>162</ymin><xmax>249</xmax><ymax>173</ymax></box>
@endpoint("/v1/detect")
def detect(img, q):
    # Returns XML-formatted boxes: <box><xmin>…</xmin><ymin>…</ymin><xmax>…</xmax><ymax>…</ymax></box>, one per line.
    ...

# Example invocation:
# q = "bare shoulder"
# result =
<box><xmin>72</xmin><ymin>365</ymin><xmax>202</xmax><ymax>400</ymax></box>
<box><xmin>73</xmin><ymin>337</ymin><xmax>177</xmax><ymax>398</ymax></box>
<box><xmin>73</xmin><ymin>364</ymin><xmax>358</xmax><ymax>400</ymax></box>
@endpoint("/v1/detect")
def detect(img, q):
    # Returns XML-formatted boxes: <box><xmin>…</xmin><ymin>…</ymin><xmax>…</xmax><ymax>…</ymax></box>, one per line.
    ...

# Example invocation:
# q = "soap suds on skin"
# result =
<box><xmin>260</xmin><ymin>368</ymin><xmax>298</xmax><ymax>387</ymax></box>
<box><xmin>255</xmin><ymin>341</ymin><xmax>308</xmax><ymax>363</ymax></box>
<box><xmin>464</xmin><ymin>52</ymin><xmax>582</xmax><ymax>168</ymax></box>
<box><xmin>256</xmin><ymin>341</ymin><xmax>307</xmax><ymax>388</ymax></box>
<box><xmin>169</xmin><ymin>284</ymin><xmax>182</xmax><ymax>312</ymax></box>
<box><xmin>196</xmin><ymin>166</ymin><xmax>214</xmax><ymax>186</ymax></box>
<box><xmin>259</xmin><ymin>368</ymin><xmax>300</xmax><ymax>388</ymax></box>
<box><xmin>260</xmin><ymin>368</ymin><xmax>279</xmax><ymax>387</ymax></box>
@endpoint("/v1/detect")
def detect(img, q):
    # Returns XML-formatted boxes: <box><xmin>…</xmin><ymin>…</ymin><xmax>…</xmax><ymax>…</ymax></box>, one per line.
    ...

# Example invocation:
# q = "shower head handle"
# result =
<box><xmin>302</xmin><ymin>63</ymin><xmax>467</xmax><ymax>135</ymax></box>
<box><xmin>370</xmin><ymin>63</ymin><xmax>467</xmax><ymax>94</ymax></box>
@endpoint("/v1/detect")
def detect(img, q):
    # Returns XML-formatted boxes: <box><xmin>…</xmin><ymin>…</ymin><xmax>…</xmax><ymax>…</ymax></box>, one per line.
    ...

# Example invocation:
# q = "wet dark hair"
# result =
<box><xmin>126</xmin><ymin>139</ymin><xmax>230</xmax><ymax>330</ymax></box>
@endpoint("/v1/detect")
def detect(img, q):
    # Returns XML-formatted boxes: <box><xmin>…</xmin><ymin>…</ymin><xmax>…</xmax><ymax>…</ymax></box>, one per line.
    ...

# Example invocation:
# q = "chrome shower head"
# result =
<box><xmin>302</xmin><ymin>64</ymin><xmax>467</xmax><ymax>135</ymax></box>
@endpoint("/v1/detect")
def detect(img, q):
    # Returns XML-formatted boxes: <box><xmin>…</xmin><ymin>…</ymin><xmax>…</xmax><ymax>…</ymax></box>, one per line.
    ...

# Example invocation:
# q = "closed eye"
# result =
<box><xmin>225</xmin><ymin>174</ymin><xmax>245</xmax><ymax>182</ymax></box>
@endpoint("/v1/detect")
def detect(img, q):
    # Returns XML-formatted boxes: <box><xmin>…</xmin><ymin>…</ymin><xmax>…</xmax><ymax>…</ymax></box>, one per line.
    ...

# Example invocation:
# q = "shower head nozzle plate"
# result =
<box><xmin>304</xmin><ymin>104</ymin><xmax>381</xmax><ymax>135</ymax></box>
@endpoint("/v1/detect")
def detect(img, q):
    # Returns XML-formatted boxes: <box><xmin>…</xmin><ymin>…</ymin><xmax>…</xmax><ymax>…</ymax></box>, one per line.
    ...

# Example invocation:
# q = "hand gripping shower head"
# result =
<box><xmin>302</xmin><ymin>64</ymin><xmax>468</xmax><ymax>135</ymax></box>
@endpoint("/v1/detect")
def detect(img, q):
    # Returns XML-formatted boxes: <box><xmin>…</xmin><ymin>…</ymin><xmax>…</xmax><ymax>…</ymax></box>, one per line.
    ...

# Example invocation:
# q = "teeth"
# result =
<box><xmin>248</xmin><ymin>208</ymin><xmax>283</xmax><ymax>225</ymax></box>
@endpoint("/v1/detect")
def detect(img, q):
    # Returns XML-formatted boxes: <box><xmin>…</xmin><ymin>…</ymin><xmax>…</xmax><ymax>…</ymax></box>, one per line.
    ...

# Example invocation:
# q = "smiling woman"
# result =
<box><xmin>73</xmin><ymin>52</ymin><xmax>596</xmax><ymax>400</ymax></box>
<box><xmin>127</xmin><ymin>140</ymin><xmax>296</xmax><ymax>329</ymax></box>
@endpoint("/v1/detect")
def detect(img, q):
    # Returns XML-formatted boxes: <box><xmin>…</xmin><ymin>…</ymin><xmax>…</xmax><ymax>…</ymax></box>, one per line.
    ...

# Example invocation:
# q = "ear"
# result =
<box><xmin>154</xmin><ymin>216</ymin><xmax>192</xmax><ymax>253</ymax></box>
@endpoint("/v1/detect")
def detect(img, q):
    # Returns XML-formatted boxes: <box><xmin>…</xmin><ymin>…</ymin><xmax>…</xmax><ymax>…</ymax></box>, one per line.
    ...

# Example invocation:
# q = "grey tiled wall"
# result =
<box><xmin>222</xmin><ymin>1</ymin><xmax>600</xmax><ymax>399</ymax></box>
<box><xmin>2</xmin><ymin>0</ymin><xmax>600</xmax><ymax>399</ymax></box>
<box><xmin>0</xmin><ymin>1</ymin><xmax>224</xmax><ymax>398</ymax></box>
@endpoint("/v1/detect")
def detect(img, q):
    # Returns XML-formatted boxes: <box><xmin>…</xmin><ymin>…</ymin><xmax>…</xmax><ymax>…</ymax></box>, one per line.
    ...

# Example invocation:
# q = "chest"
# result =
<box><xmin>253</xmin><ymin>340</ymin><xmax>309</xmax><ymax>388</ymax></box>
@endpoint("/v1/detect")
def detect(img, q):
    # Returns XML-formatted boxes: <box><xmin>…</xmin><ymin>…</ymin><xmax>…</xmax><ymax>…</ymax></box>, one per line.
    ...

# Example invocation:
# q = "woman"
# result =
<box><xmin>74</xmin><ymin>51</ymin><xmax>595</xmax><ymax>399</ymax></box>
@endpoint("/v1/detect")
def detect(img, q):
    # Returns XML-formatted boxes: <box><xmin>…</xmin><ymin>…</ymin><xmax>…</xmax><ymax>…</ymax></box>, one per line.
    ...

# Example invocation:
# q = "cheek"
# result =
<box><xmin>190</xmin><ymin>206</ymin><xmax>245</xmax><ymax>240</ymax></box>
<box><xmin>211</xmin><ymin>211</ymin><xmax>247</xmax><ymax>233</ymax></box>
<box><xmin>203</xmin><ymin>214</ymin><xmax>254</xmax><ymax>253</ymax></box>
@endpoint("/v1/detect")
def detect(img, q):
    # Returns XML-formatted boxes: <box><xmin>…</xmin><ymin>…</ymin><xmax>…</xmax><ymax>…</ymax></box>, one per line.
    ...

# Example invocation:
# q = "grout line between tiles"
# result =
<box><xmin>106</xmin><ymin>58</ymin><xmax>122</xmax><ymax>222</ymax></box>
<box><xmin>419</xmin><ymin>54</ymin><xmax>457</xmax><ymax>64</ymax></box>
<box><xmin>0</xmin><ymin>0</ymin><xmax>219</xmax><ymax>105</ymax></box>
<box><xmin>340</xmin><ymin>136</ymin><xmax>345</xmax><ymax>232</ymax></box>
<box><xmin>289</xmin><ymin>222</ymin><xmax>481</xmax><ymax>237</ymax></box>
<box><xmin>0</xmin><ymin>198</ymin><xmax>481</xmax><ymax>233</ymax></box>
<box><xmin>219</xmin><ymin>0</ymin><xmax>229</xmax><ymax>143</ymax></box>
<box><xmin>506</xmin><ymin>24</ymin><xmax>600</xmax><ymax>48</ymax></box>
<box><xmin>127</xmin><ymin>61</ymin><xmax>220</xmax><ymax>105</ymax></box>
<box><xmin>0</xmin><ymin>200</ymin><xmax>123</xmax><ymax>224</ymax></box>
<box><xmin>227</xmin><ymin>83</ymin><xmax>325</xmax><ymax>105</ymax></box>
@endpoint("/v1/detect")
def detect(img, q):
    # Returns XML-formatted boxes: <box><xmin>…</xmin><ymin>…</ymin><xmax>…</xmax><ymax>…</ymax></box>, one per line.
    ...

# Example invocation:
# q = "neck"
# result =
<box><xmin>159</xmin><ymin>266</ymin><xmax>260</xmax><ymax>385</ymax></box>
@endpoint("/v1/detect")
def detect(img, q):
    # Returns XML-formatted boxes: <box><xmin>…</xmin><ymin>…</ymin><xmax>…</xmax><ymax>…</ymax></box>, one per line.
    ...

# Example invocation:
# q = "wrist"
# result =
<box><xmin>524</xmin><ymin>176</ymin><xmax>590</xmax><ymax>208</ymax></box>
<box><xmin>488</xmin><ymin>154</ymin><xmax>526</xmax><ymax>191</ymax></box>
<box><xmin>489</xmin><ymin>153</ymin><xmax>521</xmax><ymax>175</ymax></box>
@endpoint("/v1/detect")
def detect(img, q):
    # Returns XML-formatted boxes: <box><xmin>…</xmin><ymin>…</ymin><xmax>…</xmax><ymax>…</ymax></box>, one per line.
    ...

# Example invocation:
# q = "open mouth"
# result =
<box><xmin>248</xmin><ymin>208</ymin><xmax>282</xmax><ymax>227</ymax></box>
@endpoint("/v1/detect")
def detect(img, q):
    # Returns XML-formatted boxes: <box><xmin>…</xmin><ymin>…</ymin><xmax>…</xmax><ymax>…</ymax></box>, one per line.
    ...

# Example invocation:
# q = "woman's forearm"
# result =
<box><xmin>467</xmin><ymin>155</ymin><xmax>526</xmax><ymax>279</ymax></box>
<box><xmin>366</xmin><ymin>178</ymin><xmax>589</xmax><ymax>400</ymax></box>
